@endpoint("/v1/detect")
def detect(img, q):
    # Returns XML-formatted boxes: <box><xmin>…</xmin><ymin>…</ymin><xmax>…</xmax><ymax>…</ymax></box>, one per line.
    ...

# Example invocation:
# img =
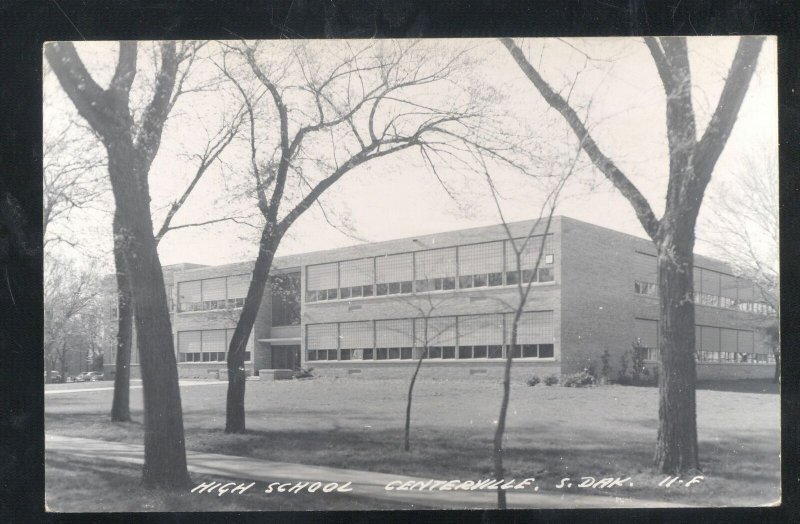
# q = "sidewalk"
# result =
<box><xmin>46</xmin><ymin>434</ymin><xmax>688</xmax><ymax>509</ymax></box>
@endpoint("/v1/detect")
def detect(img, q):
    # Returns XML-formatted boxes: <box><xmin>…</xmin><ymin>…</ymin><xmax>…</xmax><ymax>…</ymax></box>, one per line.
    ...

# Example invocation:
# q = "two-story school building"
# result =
<box><xmin>103</xmin><ymin>216</ymin><xmax>777</xmax><ymax>381</ymax></box>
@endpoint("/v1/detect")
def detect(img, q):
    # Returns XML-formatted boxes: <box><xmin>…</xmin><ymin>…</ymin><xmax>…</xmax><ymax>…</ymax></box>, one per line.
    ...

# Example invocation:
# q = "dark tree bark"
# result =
<box><xmin>225</xmin><ymin>231</ymin><xmax>279</xmax><ymax>433</ymax></box>
<box><xmin>46</xmin><ymin>41</ymin><xmax>191</xmax><ymax>488</ymax></box>
<box><xmin>110</xmin><ymin>216</ymin><xmax>133</xmax><ymax>422</ymax></box>
<box><xmin>501</xmin><ymin>36</ymin><xmax>766</xmax><ymax>474</ymax></box>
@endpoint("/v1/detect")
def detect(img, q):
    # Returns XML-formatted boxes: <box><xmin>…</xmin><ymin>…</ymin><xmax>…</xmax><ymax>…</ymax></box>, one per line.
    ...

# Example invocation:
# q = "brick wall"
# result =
<box><xmin>309</xmin><ymin>360</ymin><xmax>562</xmax><ymax>381</ymax></box>
<box><xmin>559</xmin><ymin>217</ymin><xmax>638</xmax><ymax>376</ymax></box>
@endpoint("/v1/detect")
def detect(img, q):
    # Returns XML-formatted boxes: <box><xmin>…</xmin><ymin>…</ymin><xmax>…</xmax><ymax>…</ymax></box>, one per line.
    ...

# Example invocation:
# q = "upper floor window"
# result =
<box><xmin>376</xmin><ymin>253</ymin><xmax>413</xmax><ymax>296</ymax></box>
<box><xmin>504</xmin><ymin>236</ymin><xmax>554</xmax><ymax>285</ymax></box>
<box><xmin>458</xmin><ymin>242</ymin><xmax>503</xmax><ymax>290</ymax></box>
<box><xmin>415</xmin><ymin>247</ymin><xmax>457</xmax><ymax>292</ymax></box>
<box><xmin>339</xmin><ymin>258</ymin><xmax>374</xmax><ymax>300</ymax></box>
<box><xmin>306</xmin><ymin>263</ymin><xmax>338</xmax><ymax>303</ymax></box>
<box><xmin>178</xmin><ymin>274</ymin><xmax>251</xmax><ymax>312</ymax></box>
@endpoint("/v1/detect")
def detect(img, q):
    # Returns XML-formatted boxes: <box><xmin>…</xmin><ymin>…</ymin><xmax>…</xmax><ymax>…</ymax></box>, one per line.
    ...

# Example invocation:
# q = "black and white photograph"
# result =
<box><xmin>41</xmin><ymin>34</ymin><xmax>779</xmax><ymax>511</ymax></box>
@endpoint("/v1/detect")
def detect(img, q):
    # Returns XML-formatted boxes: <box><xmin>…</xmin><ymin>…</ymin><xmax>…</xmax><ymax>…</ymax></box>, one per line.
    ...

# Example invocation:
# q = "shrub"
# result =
<box><xmin>562</xmin><ymin>369</ymin><xmax>595</xmax><ymax>388</ymax></box>
<box><xmin>543</xmin><ymin>374</ymin><xmax>559</xmax><ymax>386</ymax></box>
<box><xmin>293</xmin><ymin>367</ymin><xmax>314</xmax><ymax>379</ymax></box>
<box><xmin>526</xmin><ymin>375</ymin><xmax>541</xmax><ymax>387</ymax></box>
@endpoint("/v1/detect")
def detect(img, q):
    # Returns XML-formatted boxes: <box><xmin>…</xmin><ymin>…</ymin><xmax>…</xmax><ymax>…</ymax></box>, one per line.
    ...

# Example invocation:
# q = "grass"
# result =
<box><xmin>45</xmin><ymin>376</ymin><xmax>781</xmax><ymax>509</ymax></box>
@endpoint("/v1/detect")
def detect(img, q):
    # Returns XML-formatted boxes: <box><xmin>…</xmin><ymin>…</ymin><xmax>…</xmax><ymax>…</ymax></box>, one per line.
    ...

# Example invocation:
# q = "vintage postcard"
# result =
<box><xmin>43</xmin><ymin>36</ymin><xmax>779</xmax><ymax>511</ymax></box>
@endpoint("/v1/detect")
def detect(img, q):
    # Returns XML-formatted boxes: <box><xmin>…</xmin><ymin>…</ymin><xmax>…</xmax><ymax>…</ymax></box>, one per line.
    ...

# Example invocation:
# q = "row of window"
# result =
<box><xmin>307</xmin><ymin>344</ymin><xmax>556</xmax><ymax>362</ymax></box>
<box><xmin>632</xmin><ymin>347</ymin><xmax>775</xmax><ymax>364</ymax></box>
<box><xmin>696</xmin><ymin>351</ymin><xmax>775</xmax><ymax>364</ymax></box>
<box><xmin>634</xmin><ymin>319</ymin><xmax>772</xmax><ymax>365</ymax></box>
<box><xmin>634</xmin><ymin>280</ymin><xmax>773</xmax><ymax>315</ymax></box>
<box><xmin>177</xmin><ymin>274</ymin><xmax>251</xmax><ymax>312</ymax></box>
<box><xmin>633</xmin><ymin>252</ymin><xmax>773</xmax><ymax>315</ymax></box>
<box><xmin>306</xmin><ymin>237</ymin><xmax>555</xmax><ymax>303</ymax></box>
<box><xmin>307</xmin><ymin>267</ymin><xmax>555</xmax><ymax>303</ymax></box>
<box><xmin>306</xmin><ymin>311</ymin><xmax>555</xmax><ymax>362</ymax></box>
<box><xmin>177</xmin><ymin>328</ymin><xmax>254</xmax><ymax>363</ymax></box>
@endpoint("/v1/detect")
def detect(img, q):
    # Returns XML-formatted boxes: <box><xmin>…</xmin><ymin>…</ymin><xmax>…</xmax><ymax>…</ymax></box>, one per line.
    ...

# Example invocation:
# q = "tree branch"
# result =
<box><xmin>134</xmin><ymin>42</ymin><xmax>180</xmax><ymax>167</ymax></box>
<box><xmin>693</xmin><ymin>36</ymin><xmax>766</xmax><ymax>180</ymax></box>
<box><xmin>500</xmin><ymin>38</ymin><xmax>660</xmax><ymax>240</ymax></box>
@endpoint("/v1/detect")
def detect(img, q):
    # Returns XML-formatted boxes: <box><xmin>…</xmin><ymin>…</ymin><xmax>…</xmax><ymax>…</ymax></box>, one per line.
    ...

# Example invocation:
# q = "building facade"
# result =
<box><xmin>103</xmin><ymin>217</ymin><xmax>777</xmax><ymax>381</ymax></box>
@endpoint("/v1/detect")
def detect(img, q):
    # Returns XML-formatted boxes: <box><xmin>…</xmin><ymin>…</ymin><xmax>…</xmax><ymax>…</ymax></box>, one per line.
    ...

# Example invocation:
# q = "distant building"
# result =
<box><xmin>102</xmin><ymin>216</ymin><xmax>777</xmax><ymax>381</ymax></box>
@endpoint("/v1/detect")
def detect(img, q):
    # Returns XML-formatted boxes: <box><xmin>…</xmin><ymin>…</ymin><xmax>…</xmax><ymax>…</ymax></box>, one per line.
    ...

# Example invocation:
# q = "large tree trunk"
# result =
<box><xmin>653</xmin><ymin>234</ymin><xmax>700</xmax><ymax>473</ymax></box>
<box><xmin>110</xmin><ymin>217</ymin><xmax>133</xmax><ymax>422</ymax></box>
<box><xmin>225</xmin><ymin>231</ymin><xmax>279</xmax><ymax>433</ymax></box>
<box><xmin>108</xmin><ymin>141</ymin><xmax>191</xmax><ymax>487</ymax></box>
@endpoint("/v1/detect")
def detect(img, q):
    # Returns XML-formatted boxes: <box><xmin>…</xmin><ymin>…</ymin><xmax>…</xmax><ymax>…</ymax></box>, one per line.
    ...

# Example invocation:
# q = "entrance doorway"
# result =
<box><xmin>272</xmin><ymin>344</ymin><xmax>301</xmax><ymax>370</ymax></box>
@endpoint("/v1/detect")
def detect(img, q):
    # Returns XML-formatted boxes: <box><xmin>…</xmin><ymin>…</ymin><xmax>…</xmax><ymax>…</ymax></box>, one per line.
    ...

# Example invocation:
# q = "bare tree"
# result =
<box><xmin>44</xmin><ymin>255</ymin><xmax>100</xmax><ymax>379</ymax></box>
<box><xmin>46</xmin><ymin>41</ymin><xmax>193</xmax><ymax>487</ymax></box>
<box><xmin>215</xmin><ymin>39</ymin><xmax>518</xmax><ymax>433</ymax></box>
<box><xmin>501</xmin><ymin>36</ymin><xmax>766</xmax><ymax>473</ymax></box>
<box><xmin>703</xmin><ymin>150</ymin><xmax>779</xmax><ymax>381</ymax></box>
<box><xmin>43</xmin><ymin>118</ymin><xmax>107</xmax><ymax>249</ymax></box>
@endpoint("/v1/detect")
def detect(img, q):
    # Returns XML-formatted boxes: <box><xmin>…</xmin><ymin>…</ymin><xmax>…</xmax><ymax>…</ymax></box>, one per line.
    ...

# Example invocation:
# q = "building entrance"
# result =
<box><xmin>272</xmin><ymin>344</ymin><xmax>301</xmax><ymax>370</ymax></box>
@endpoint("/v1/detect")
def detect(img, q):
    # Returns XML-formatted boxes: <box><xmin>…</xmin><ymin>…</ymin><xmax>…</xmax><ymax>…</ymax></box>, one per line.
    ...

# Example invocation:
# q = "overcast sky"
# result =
<box><xmin>43</xmin><ymin>36</ymin><xmax>778</xmax><ymax>270</ymax></box>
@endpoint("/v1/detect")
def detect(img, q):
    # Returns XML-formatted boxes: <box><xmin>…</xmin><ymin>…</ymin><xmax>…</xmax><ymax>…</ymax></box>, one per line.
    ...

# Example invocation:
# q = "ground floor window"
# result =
<box><xmin>305</xmin><ymin>311</ymin><xmax>554</xmax><ymax>363</ymax></box>
<box><xmin>177</xmin><ymin>328</ymin><xmax>253</xmax><ymax>363</ymax></box>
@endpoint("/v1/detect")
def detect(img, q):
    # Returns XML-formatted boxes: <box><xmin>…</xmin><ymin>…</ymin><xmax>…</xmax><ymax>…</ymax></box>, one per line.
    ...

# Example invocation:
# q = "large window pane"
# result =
<box><xmin>376</xmin><ymin>319</ymin><xmax>414</xmax><ymax>348</ymax></box>
<box><xmin>307</xmin><ymin>263</ymin><xmax>338</xmax><ymax>291</ymax></box>
<box><xmin>700</xmin><ymin>326</ymin><xmax>720</xmax><ymax>352</ymax></box>
<box><xmin>178</xmin><ymin>331</ymin><xmax>201</xmax><ymax>353</ymax></box>
<box><xmin>307</xmin><ymin>323</ymin><xmax>338</xmax><ymax>350</ymax></box>
<box><xmin>509</xmin><ymin>311</ymin><xmax>554</xmax><ymax>344</ymax></box>
<box><xmin>178</xmin><ymin>280</ymin><xmax>201</xmax><ymax>310</ymax></box>
<box><xmin>340</xmin><ymin>321</ymin><xmax>373</xmax><ymax>349</ymax></box>
<box><xmin>202</xmin><ymin>329</ymin><xmax>226</xmax><ymax>353</ymax></box>
<box><xmin>227</xmin><ymin>274</ymin><xmax>251</xmax><ymax>299</ymax></box>
<box><xmin>459</xmin><ymin>314</ymin><xmax>504</xmax><ymax>346</ymax></box>
<box><xmin>458</xmin><ymin>242</ymin><xmax>503</xmax><ymax>276</ymax></box>
<box><xmin>375</xmin><ymin>253</ymin><xmax>414</xmax><ymax>283</ymax></box>
<box><xmin>505</xmin><ymin>235</ymin><xmax>554</xmax><ymax>271</ymax></box>
<box><xmin>415</xmin><ymin>248</ymin><xmax>457</xmax><ymax>280</ymax></box>
<box><xmin>340</xmin><ymin>258</ymin><xmax>374</xmax><ymax>287</ymax></box>
<box><xmin>203</xmin><ymin>277</ymin><xmax>226</xmax><ymax>301</ymax></box>
<box><xmin>417</xmin><ymin>316</ymin><xmax>457</xmax><ymax>347</ymax></box>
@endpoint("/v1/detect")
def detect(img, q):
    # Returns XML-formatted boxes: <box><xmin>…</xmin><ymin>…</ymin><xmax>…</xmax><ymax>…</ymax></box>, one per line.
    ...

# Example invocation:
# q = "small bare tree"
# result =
<box><xmin>478</xmin><ymin>143</ymin><xmax>578</xmax><ymax>509</ymax></box>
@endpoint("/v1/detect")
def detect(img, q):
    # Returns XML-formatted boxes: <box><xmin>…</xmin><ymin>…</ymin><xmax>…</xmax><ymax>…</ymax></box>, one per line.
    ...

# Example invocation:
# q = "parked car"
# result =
<box><xmin>75</xmin><ymin>372</ymin><xmax>96</xmax><ymax>382</ymax></box>
<box><xmin>45</xmin><ymin>371</ymin><xmax>63</xmax><ymax>383</ymax></box>
<box><xmin>65</xmin><ymin>375</ymin><xmax>76</xmax><ymax>383</ymax></box>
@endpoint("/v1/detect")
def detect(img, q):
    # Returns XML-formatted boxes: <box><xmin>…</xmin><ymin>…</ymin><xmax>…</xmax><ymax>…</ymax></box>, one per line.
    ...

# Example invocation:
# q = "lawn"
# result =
<box><xmin>45</xmin><ymin>376</ymin><xmax>781</xmax><ymax>509</ymax></box>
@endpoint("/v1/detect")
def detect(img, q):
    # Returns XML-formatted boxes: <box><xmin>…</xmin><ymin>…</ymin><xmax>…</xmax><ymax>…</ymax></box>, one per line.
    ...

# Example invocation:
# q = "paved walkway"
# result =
<box><xmin>45</xmin><ymin>380</ymin><xmax>228</xmax><ymax>395</ymax></box>
<box><xmin>46</xmin><ymin>434</ymin><xmax>688</xmax><ymax>509</ymax></box>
